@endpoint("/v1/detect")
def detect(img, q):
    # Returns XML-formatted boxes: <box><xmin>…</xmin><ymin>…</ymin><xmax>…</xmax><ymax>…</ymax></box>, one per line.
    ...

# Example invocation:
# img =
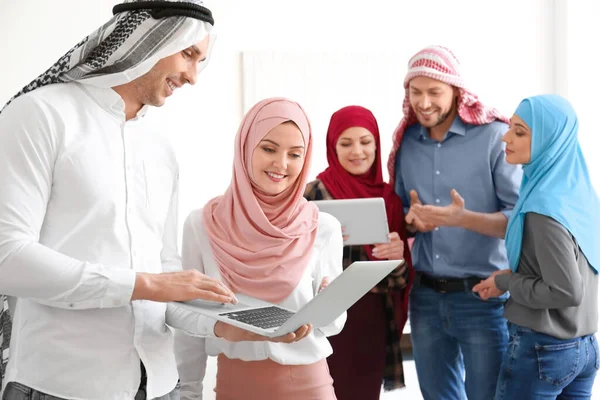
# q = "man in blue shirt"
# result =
<box><xmin>387</xmin><ymin>45</ymin><xmax>522</xmax><ymax>400</ymax></box>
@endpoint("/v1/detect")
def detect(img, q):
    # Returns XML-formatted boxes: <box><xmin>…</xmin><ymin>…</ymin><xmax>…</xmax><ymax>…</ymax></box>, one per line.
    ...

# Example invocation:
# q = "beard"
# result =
<box><xmin>418</xmin><ymin>106</ymin><xmax>456</xmax><ymax>128</ymax></box>
<box><xmin>133</xmin><ymin>69</ymin><xmax>169</xmax><ymax>108</ymax></box>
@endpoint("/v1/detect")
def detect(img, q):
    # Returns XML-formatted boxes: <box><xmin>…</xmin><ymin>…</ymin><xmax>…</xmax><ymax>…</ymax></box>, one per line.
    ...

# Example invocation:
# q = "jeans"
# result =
<box><xmin>2</xmin><ymin>381</ymin><xmax>180</xmax><ymax>400</ymax></box>
<box><xmin>409</xmin><ymin>283</ymin><xmax>509</xmax><ymax>400</ymax></box>
<box><xmin>495</xmin><ymin>323</ymin><xmax>599</xmax><ymax>400</ymax></box>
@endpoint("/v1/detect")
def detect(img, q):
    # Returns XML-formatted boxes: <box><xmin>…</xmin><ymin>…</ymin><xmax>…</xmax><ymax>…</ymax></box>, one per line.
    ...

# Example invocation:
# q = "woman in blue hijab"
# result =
<box><xmin>473</xmin><ymin>94</ymin><xmax>600</xmax><ymax>399</ymax></box>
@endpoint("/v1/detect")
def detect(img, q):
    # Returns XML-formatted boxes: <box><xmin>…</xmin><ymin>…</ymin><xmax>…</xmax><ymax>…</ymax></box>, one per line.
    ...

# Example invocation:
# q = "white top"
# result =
<box><xmin>170</xmin><ymin>209</ymin><xmax>346</xmax><ymax>400</ymax></box>
<box><xmin>0</xmin><ymin>82</ymin><xmax>183</xmax><ymax>400</ymax></box>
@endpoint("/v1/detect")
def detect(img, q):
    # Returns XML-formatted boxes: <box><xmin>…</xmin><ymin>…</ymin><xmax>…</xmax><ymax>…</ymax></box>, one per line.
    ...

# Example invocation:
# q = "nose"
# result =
<box><xmin>501</xmin><ymin>130</ymin><xmax>510</xmax><ymax>144</ymax></box>
<box><xmin>350</xmin><ymin>142</ymin><xmax>362</xmax><ymax>156</ymax></box>
<box><xmin>272</xmin><ymin>153</ymin><xmax>288</xmax><ymax>170</ymax></box>
<box><xmin>183</xmin><ymin>63</ymin><xmax>198</xmax><ymax>86</ymax></box>
<box><xmin>419</xmin><ymin>95</ymin><xmax>431</xmax><ymax>110</ymax></box>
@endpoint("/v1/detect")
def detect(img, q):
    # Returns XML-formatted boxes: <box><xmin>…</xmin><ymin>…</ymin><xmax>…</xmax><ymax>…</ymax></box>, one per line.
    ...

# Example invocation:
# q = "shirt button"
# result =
<box><xmin>437</xmin><ymin>143</ymin><xmax>442</xmax><ymax>148</ymax></box>
<box><xmin>435</xmin><ymin>254</ymin><xmax>440</xmax><ymax>259</ymax></box>
<box><xmin>435</xmin><ymin>227</ymin><xmax>439</xmax><ymax>231</ymax></box>
<box><xmin>436</xmin><ymin>171</ymin><xmax>440</xmax><ymax>175</ymax></box>
<box><xmin>436</xmin><ymin>199</ymin><xmax>440</xmax><ymax>204</ymax></box>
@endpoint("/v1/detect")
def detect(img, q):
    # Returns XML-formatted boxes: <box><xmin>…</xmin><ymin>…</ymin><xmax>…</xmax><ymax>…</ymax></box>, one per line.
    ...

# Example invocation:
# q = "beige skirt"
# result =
<box><xmin>214</xmin><ymin>354</ymin><xmax>337</xmax><ymax>400</ymax></box>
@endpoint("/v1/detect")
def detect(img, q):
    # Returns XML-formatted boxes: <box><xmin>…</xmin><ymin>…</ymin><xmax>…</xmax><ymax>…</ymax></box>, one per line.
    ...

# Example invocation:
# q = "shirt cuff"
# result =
<box><xmin>500</xmin><ymin>209</ymin><xmax>513</xmax><ymax>220</ymax></box>
<box><xmin>103</xmin><ymin>267</ymin><xmax>137</xmax><ymax>307</ymax></box>
<box><xmin>495</xmin><ymin>274</ymin><xmax>511</xmax><ymax>292</ymax></box>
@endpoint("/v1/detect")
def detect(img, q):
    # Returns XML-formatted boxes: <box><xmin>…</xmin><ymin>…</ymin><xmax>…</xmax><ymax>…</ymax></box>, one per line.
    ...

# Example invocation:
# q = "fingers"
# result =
<box><xmin>409</xmin><ymin>215</ymin><xmax>436</xmax><ymax>233</ymax></box>
<box><xmin>405</xmin><ymin>211</ymin><xmax>415</xmax><ymax>225</ymax></box>
<box><xmin>341</xmin><ymin>226</ymin><xmax>349</xmax><ymax>242</ymax></box>
<box><xmin>472</xmin><ymin>278</ymin><xmax>494</xmax><ymax>295</ymax></box>
<box><xmin>319</xmin><ymin>277</ymin><xmax>330</xmax><ymax>292</ymax></box>
<box><xmin>193</xmin><ymin>278</ymin><xmax>238</xmax><ymax>304</ymax></box>
<box><xmin>269</xmin><ymin>332</ymin><xmax>297</xmax><ymax>343</ymax></box>
<box><xmin>372</xmin><ymin>240</ymin><xmax>403</xmax><ymax>260</ymax></box>
<box><xmin>411</xmin><ymin>205</ymin><xmax>444</xmax><ymax>228</ymax></box>
<box><xmin>293</xmin><ymin>324</ymin><xmax>312</xmax><ymax>341</ymax></box>
<box><xmin>271</xmin><ymin>324</ymin><xmax>312</xmax><ymax>343</ymax></box>
<box><xmin>409</xmin><ymin>190</ymin><xmax>421</xmax><ymax>206</ymax></box>
<box><xmin>388</xmin><ymin>232</ymin><xmax>401</xmax><ymax>241</ymax></box>
<box><xmin>450</xmin><ymin>189</ymin><xmax>465</xmax><ymax>207</ymax></box>
<box><xmin>193</xmin><ymin>289</ymin><xmax>238</xmax><ymax>304</ymax></box>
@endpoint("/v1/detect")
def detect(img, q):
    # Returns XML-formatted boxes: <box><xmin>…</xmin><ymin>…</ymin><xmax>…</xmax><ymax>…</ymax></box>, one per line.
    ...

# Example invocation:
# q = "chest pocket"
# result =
<box><xmin>143</xmin><ymin>160</ymin><xmax>175</xmax><ymax>232</ymax></box>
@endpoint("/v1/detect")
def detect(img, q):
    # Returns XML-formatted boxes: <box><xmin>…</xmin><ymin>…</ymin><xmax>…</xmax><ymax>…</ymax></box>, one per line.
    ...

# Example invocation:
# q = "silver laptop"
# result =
<box><xmin>174</xmin><ymin>259</ymin><xmax>403</xmax><ymax>338</ymax></box>
<box><xmin>313</xmin><ymin>198</ymin><xmax>389</xmax><ymax>246</ymax></box>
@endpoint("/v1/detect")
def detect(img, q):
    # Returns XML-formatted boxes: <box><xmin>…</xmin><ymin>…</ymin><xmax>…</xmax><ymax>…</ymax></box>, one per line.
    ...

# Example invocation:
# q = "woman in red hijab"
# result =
<box><xmin>304</xmin><ymin>105</ymin><xmax>414</xmax><ymax>400</ymax></box>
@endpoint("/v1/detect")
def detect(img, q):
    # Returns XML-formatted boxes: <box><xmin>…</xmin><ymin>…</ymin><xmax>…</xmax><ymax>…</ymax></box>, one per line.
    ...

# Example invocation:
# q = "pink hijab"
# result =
<box><xmin>203</xmin><ymin>98</ymin><xmax>319</xmax><ymax>303</ymax></box>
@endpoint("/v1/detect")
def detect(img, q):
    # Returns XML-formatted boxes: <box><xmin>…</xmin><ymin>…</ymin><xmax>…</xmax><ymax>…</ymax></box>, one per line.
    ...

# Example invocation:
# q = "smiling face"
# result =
<box><xmin>131</xmin><ymin>35</ymin><xmax>210</xmax><ymax>107</ymax></box>
<box><xmin>408</xmin><ymin>76</ymin><xmax>458</xmax><ymax>129</ymax></box>
<box><xmin>502</xmin><ymin>114</ymin><xmax>532</xmax><ymax>165</ymax></box>
<box><xmin>113</xmin><ymin>35</ymin><xmax>210</xmax><ymax>118</ymax></box>
<box><xmin>334</xmin><ymin>126</ymin><xmax>376</xmax><ymax>175</ymax></box>
<box><xmin>251</xmin><ymin>121</ymin><xmax>306</xmax><ymax>195</ymax></box>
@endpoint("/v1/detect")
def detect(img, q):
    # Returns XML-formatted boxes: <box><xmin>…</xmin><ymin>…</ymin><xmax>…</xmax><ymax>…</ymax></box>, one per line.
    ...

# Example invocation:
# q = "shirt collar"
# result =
<box><xmin>76</xmin><ymin>83</ymin><xmax>150</xmax><ymax>120</ymax></box>
<box><xmin>417</xmin><ymin>115</ymin><xmax>467</xmax><ymax>140</ymax></box>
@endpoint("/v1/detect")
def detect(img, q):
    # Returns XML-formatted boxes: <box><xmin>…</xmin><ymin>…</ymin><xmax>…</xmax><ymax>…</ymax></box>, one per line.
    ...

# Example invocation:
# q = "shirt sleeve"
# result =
<box><xmin>313</xmin><ymin>215</ymin><xmax>347</xmax><ymax>337</ymax></box>
<box><xmin>174</xmin><ymin>329</ymin><xmax>207</xmax><ymax>400</ymax></box>
<box><xmin>0</xmin><ymin>95</ymin><xmax>135</xmax><ymax>310</ymax></box>
<box><xmin>489</xmin><ymin>127</ymin><xmax>522</xmax><ymax>219</ymax></box>
<box><xmin>169</xmin><ymin>213</ymin><xmax>218</xmax><ymax>400</ymax></box>
<box><xmin>495</xmin><ymin>213</ymin><xmax>583</xmax><ymax>309</ymax></box>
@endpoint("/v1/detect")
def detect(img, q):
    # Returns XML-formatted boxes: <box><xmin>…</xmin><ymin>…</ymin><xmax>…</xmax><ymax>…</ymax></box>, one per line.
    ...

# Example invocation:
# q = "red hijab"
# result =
<box><xmin>317</xmin><ymin>106</ymin><xmax>410</xmax><ymax>263</ymax></box>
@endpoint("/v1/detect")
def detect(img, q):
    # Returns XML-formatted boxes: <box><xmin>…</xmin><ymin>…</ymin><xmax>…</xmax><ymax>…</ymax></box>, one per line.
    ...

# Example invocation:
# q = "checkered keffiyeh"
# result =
<box><xmin>387</xmin><ymin>45</ymin><xmax>509</xmax><ymax>187</ymax></box>
<box><xmin>0</xmin><ymin>0</ymin><xmax>213</xmax><ymax>387</ymax></box>
<box><xmin>1</xmin><ymin>0</ymin><xmax>212</xmax><ymax>113</ymax></box>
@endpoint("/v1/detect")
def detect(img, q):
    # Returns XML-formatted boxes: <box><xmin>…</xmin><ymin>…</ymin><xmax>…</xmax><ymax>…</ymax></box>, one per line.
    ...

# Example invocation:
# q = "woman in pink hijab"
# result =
<box><xmin>174</xmin><ymin>98</ymin><xmax>345</xmax><ymax>400</ymax></box>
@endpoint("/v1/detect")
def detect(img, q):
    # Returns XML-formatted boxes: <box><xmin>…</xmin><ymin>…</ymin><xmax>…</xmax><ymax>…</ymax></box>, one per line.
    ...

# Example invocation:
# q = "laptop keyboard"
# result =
<box><xmin>219</xmin><ymin>306</ymin><xmax>295</xmax><ymax>329</ymax></box>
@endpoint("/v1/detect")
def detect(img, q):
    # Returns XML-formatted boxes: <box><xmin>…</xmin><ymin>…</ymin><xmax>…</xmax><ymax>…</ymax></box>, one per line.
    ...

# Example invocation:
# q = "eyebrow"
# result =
<box><xmin>261</xmin><ymin>139</ymin><xmax>305</xmax><ymax>149</ymax></box>
<box><xmin>409</xmin><ymin>86</ymin><xmax>442</xmax><ymax>92</ymax></box>
<box><xmin>511</xmin><ymin>121</ymin><xmax>529</xmax><ymax>130</ymax></box>
<box><xmin>191</xmin><ymin>45</ymin><xmax>207</xmax><ymax>62</ymax></box>
<box><xmin>339</xmin><ymin>135</ymin><xmax>372</xmax><ymax>140</ymax></box>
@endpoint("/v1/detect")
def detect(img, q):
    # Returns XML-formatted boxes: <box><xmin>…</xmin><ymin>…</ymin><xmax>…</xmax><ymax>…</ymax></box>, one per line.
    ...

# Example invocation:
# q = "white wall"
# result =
<box><xmin>2</xmin><ymin>1</ymin><xmax>600</xmax><ymax>398</ymax></box>
<box><xmin>0</xmin><ymin>0</ymin><xmax>556</xmax><ymax>233</ymax></box>
<box><xmin>563</xmin><ymin>0</ymin><xmax>600</xmax><ymax>191</ymax></box>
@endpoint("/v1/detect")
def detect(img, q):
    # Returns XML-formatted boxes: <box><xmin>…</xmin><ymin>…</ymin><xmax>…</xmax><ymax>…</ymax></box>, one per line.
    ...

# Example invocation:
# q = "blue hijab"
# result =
<box><xmin>505</xmin><ymin>94</ymin><xmax>600</xmax><ymax>273</ymax></box>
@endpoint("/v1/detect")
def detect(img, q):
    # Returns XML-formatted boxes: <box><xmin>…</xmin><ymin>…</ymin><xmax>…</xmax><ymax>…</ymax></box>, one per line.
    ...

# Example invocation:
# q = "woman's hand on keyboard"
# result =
<box><xmin>214</xmin><ymin>321</ymin><xmax>313</xmax><ymax>343</ymax></box>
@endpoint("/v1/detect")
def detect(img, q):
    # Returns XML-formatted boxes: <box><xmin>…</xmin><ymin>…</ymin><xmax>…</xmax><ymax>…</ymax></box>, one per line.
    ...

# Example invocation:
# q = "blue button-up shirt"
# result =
<box><xmin>394</xmin><ymin>116</ymin><xmax>522</xmax><ymax>279</ymax></box>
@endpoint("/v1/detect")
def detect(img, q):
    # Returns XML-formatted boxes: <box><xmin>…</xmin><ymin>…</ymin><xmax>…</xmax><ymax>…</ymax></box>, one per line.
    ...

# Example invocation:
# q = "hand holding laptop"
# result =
<box><xmin>176</xmin><ymin>261</ymin><xmax>402</xmax><ymax>338</ymax></box>
<box><xmin>212</xmin><ymin>276</ymin><xmax>330</xmax><ymax>343</ymax></box>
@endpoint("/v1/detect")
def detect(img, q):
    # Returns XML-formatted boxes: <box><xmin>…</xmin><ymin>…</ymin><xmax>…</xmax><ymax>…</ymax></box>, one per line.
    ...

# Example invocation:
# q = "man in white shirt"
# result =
<box><xmin>0</xmin><ymin>1</ymin><xmax>236</xmax><ymax>399</ymax></box>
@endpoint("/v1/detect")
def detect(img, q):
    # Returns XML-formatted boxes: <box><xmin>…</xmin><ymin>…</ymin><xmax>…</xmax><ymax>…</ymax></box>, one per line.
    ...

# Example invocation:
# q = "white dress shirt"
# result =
<box><xmin>169</xmin><ymin>209</ymin><xmax>346</xmax><ymax>400</ymax></box>
<box><xmin>0</xmin><ymin>82</ymin><xmax>182</xmax><ymax>400</ymax></box>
